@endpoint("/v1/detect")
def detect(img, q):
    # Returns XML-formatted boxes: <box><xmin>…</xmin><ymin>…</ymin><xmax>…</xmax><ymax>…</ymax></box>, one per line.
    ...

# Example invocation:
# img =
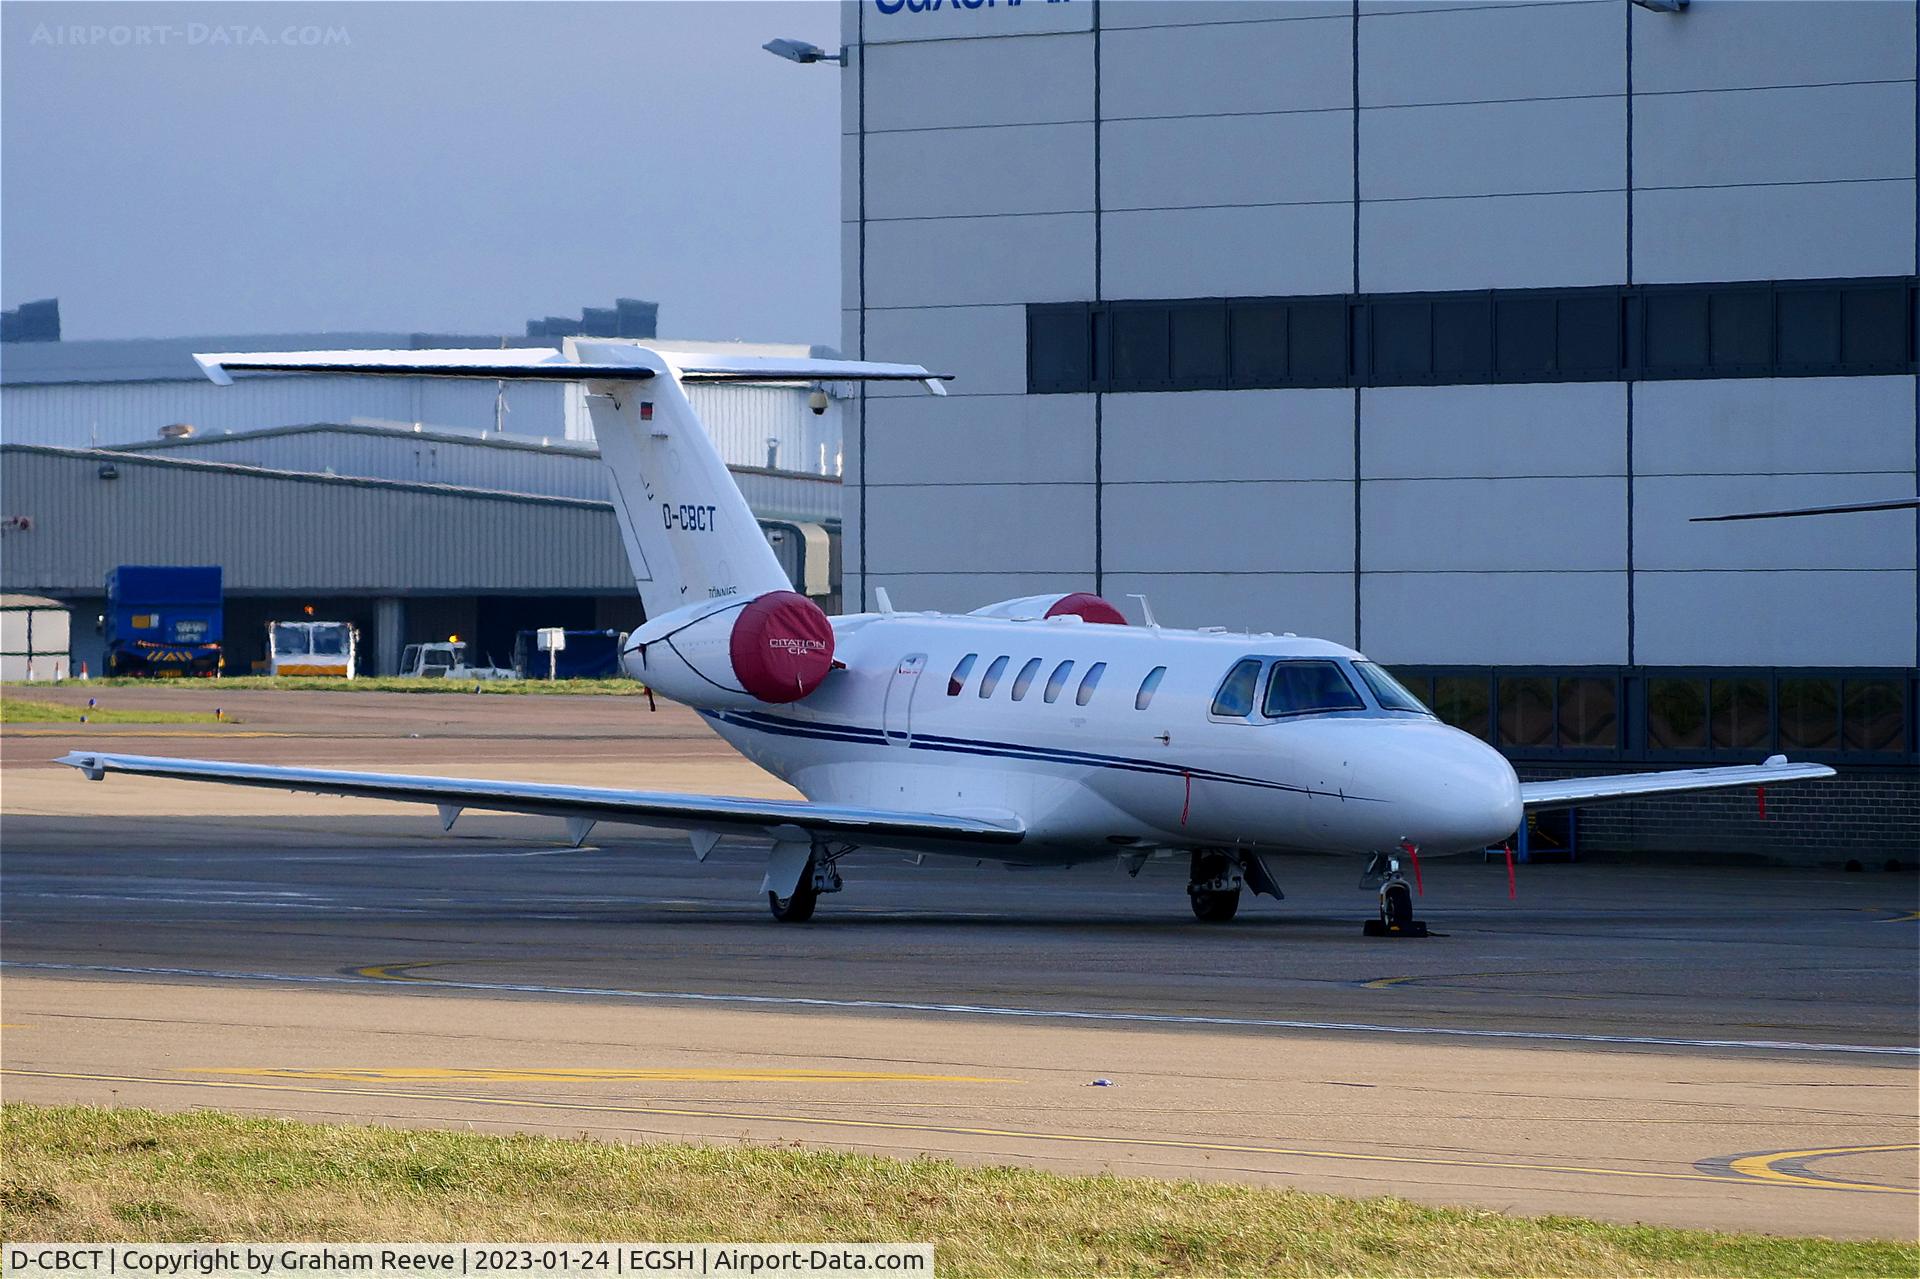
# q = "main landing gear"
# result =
<box><xmin>1187</xmin><ymin>850</ymin><xmax>1243</xmax><ymax>922</ymax></box>
<box><xmin>1359</xmin><ymin>850</ymin><xmax>1428</xmax><ymax>938</ymax></box>
<box><xmin>766</xmin><ymin>843</ymin><xmax>845</xmax><ymax>923</ymax></box>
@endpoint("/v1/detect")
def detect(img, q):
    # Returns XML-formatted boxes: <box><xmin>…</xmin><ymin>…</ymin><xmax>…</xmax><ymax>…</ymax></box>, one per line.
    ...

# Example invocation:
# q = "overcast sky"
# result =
<box><xmin>2</xmin><ymin>2</ymin><xmax>844</xmax><ymax>344</ymax></box>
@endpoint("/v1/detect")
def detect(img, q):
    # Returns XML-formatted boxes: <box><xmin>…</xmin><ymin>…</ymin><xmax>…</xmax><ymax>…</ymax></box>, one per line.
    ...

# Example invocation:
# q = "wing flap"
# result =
<box><xmin>57</xmin><ymin>752</ymin><xmax>1023</xmax><ymax>850</ymax></box>
<box><xmin>1520</xmin><ymin>755</ymin><xmax>1835</xmax><ymax>810</ymax></box>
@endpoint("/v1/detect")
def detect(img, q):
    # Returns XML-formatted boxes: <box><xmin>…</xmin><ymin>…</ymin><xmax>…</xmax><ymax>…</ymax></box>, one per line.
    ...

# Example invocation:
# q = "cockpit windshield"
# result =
<box><xmin>311</xmin><ymin>625</ymin><xmax>348</xmax><ymax>656</ymax></box>
<box><xmin>1353</xmin><ymin>661</ymin><xmax>1431</xmax><ymax>714</ymax></box>
<box><xmin>272</xmin><ymin>626</ymin><xmax>310</xmax><ymax>656</ymax></box>
<box><xmin>1263</xmin><ymin>660</ymin><xmax>1366</xmax><ymax>717</ymax></box>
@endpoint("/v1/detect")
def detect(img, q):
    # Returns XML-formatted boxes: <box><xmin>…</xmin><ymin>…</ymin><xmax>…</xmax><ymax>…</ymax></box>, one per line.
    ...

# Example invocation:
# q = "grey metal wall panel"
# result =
<box><xmin>1633</xmin><ymin>376</ymin><xmax>1916</xmax><ymax>477</ymax></box>
<box><xmin>1362</xmin><ymin>97</ymin><xmax>1626</xmax><ymax>200</ymax></box>
<box><xmin>1103</xmin><ymin>389</ymin><xmax>1354</xmax><ymax>483</ymax></box>
<box><xmin>1101</xmin><ymin>11</ymin><xmax>1350</xmax><ymax>118</ymax></box>
<box><xmin>1631</xmin><ymin>180</ymin><xmax>1917</xmax><ymax>284</ymax></box>
<box><xmin>1101</xmin><ymin>570</ymin><xmax>1355</xmax><ymax>644</ymax></box>
<box><xmin>862</xmin><ymin>0</ymin><xmax>1088</xmax><ymax>45</ymax></box>
<box><xmin>1360</xmin><ymin>191</ymin><xmax>1627</xmax><ymax>291</ymax></box>
<box><xmin>867</xmin><ymin>124</ymin><xmax>1094</xmax><ymax>220</ymax></box>
<box><xmin>864</xmin><ymin>305</ymin><xmax>1028</xmax><ymax>398</ymax></box>
<box><xmin>1362</xmin><ymin>572</ymin><xmax>1630</xmax><ymax>665</ymax></box>
<box><xmin>865</xmin><ymin>213</ymin><xmax>1095</xmax><ymax>308</ymax></box>
<box><xmin>1363</xmin><ymin>477</ymin><xmax>1628</xmax><ymax>573</ymax></box>
<box><xmin>1635</xmin><ymin>570</ymin><xmax>1916</xmax><ymax>666</ymax></box>
<box><xmin>1631</xmin><ymin>0</ymin><xmax>1915</xmax><ymax>94</ymax></box>
<box><xmin>1362</xmin><ymin>383</ymin><xmax>1627</xmax><ymax>480</ymax></box>
<box><xmin>864</xmin><ymin>572</ymin><xmax>1098</xmax><ymax>616</ymax></box>
<box><xmin>865</xmin><ymin>395</ymin><xmax>1094</xmax><ymax>486</ymax></box>
<box><xmin>0</xmin><ymin>448</ymin><xmax>631</xmax><ymax>596</ymax></box>
<box><xmin>864</xmin><ymin>33</ymin><xmax>1091</xmax><ymax>129</ymax></box>
<box><xmin>1360</xmin><ymin>0</ymin><xmax>1621</xmax><ymax>106</ymax></box>
<box><xmin>1104</xmin><ymin>480</ymin><xmax>1356</xmax><ymax>574</ymax></box>
<box><xmin>1102</xmin><ymin>113</ymin><xmax>1351</xmax><ymax>211</ymax></box>
<box><xmin>1103</xmin><ymin>204</ymin><xmax>1353</xmax><ymax>298</ymax></box>
<box><xmin>1637</xmin><ymin>474</ymin><xmax>1917</xmax><ymax>571</ymax></box>
<box><xmin>864</xmin><ymin>482</ymin><xmax>1095</xmax><ymax>574</ymax></box>
<box><xmin>1636</xmin><ymin>82</ymin><xmax>1914</xmax><ymax>189</ymax></box>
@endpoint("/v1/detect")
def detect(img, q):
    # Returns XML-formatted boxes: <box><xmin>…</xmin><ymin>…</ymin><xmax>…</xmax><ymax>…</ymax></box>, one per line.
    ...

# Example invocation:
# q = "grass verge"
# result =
<box><xmin>2</xmin><ymin>1105</ymin><xmax>1913</xmax><ymax>1277</ymax></box>
<box><xmin>0</xmin><ymin>697</ymin><xmax>227</xmax><ymax>725</ymax></box>
<box><xmin>0</xmin><ymin>677</ymin><xmax>645</xmax><ymax>695</ymax></box>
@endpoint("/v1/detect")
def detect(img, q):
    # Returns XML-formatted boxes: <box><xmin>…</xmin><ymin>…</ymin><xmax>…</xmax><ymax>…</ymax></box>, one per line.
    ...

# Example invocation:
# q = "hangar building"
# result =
<box><xmin>836</xmin><ymin>0</ymin><xmax>1918</xmax><ymax>853</ymax></box>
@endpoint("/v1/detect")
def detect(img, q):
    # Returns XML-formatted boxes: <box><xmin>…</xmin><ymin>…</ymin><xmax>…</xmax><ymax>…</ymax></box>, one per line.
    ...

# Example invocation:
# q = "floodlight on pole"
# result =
<box><xmin>762</xmin><ymin>38</ymin><xmax>847</xmax><ymax>67</ymax></box>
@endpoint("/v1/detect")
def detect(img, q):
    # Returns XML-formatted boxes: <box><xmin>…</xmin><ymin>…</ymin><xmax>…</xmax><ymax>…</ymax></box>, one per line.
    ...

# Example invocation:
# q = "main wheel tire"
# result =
<box><xmin>1190</xmin><ymin>887</ymin><xmax>1241</xmax><ymax>922</ymax></box>
<box><xmin>768</xmin><ymin>862</ymin><xmax>820</xmax><ymax>923</ymax></box>
<box><xmin>1382</xmin><ymin>881</ymin><xmax>1414</xmax><ymax>931</ymax></box>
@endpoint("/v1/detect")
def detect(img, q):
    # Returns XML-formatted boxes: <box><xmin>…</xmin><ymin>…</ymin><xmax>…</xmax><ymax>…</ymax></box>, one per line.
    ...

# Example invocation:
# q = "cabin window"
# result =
<box><xmin>1076</xmin><ymin>661</ymin><xmax>1107</xmax><ymax>706</ymax></box>
<box><xmin>1211</xmin><ymin>659</ymin><xmax>1262</xmax><ymax>717</ymax></box>
<box><xmin>1354</xmin><ymin>661</ymin><xmax>1429</xmax><ymax>713</ymax></box>
<box><xmin>978</xmin><ymin>655</ymin><xmax>1011</xmax><ymax>698</ymax></box>
<box><xmin>1136</xmin><ymin>666</ymin><xmax>1166</xmax><ymax>710</ymax></box>
<box><xmin>1264</xmin><ymin>660</ymin><xmax>1366</xmax><ymax>717</ymax></box>
<box><xmin>1043</xmin><ymin>660</ymin><xmax>1074</xmax><ymax>703</ymax></box>
<box><xmin>1010</xmin><ymin>657</ymin><xmax>1044</xmax><ymax>701</ymax></box>
<box><xmin>947</xmin><ymin>653</ymin><xmax>977</xmax><ymax>696</ymax></box>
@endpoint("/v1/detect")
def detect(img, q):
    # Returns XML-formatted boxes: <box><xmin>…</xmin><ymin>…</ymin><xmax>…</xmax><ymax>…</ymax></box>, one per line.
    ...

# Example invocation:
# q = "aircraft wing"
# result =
<box><xmin>1519</xmin><ymin>755</ymin><xmax>1835</xmax><ymax>811</ymax></box>
<box><xmin>56</xmin><ymin>751</ymin><xmax>1024</xmax><ymax>853</ymax></box>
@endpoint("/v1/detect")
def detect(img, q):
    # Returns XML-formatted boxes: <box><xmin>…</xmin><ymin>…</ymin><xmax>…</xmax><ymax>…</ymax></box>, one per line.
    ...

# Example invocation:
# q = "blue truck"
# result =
<box><xmin>104</xmin><ymin>565</ymin><xmax>224</xmax><ymax>677</ymax></box>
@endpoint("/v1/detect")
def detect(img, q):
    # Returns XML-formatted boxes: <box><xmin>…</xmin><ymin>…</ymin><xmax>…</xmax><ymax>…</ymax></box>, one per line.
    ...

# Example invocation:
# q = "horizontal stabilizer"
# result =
<box><xmin>1519</xmin><ymin>755</ymin><xmax>1835</xmax><ymax>810</ymax></box>
<box><xmin>194</xmin><ymin>347</ymin><xmax>950</xmax><ymax>393</ymax></box>
<box><xmin>57</xmin><ymin>751</ymin><xmax>1024</xmax><ymax>853</ymax></box>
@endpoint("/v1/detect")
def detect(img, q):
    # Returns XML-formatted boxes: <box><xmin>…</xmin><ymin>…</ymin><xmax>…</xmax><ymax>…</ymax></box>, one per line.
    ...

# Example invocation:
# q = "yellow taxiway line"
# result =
<box><xmin>197</xmin><ymin>1066</ymin><xmax>1016</xmax><ymax>1085</ymax></box>
<box><xmin>5</xmin><ymin>1067</ymin><xmax>1913</xmax><ymax>1197</ymax></box>
<box><xmin>1728</xmin><ymin>1144</ymin><xmax>1920</xmax><ymax>1194</ymax></box>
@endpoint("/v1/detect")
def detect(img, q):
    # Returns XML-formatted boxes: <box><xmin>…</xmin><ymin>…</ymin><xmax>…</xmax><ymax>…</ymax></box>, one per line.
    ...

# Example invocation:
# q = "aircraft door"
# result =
<box><xmin>883</xmin><ymin>654</ymin><xmax>926</xmax><ymax>745</ymax></box>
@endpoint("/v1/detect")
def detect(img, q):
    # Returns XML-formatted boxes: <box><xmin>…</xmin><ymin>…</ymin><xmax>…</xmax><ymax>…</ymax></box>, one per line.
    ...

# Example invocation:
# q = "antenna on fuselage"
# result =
<box><xmin>1127</xmin><ymin>593</ymin><xmax>1159</xmax><ymax>628</ymax></box>
<box><xmin>874</xmin><ymin>587</ymin><xmax>896</xmax><ymax>614</ymax></box>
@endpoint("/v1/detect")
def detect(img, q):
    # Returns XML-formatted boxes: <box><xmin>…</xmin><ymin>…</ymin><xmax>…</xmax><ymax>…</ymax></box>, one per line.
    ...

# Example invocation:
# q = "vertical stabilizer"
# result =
<box><xmin>573</xmin><ymin>342</ymin><xmax>791</xmax><ymax>618</ymax></box>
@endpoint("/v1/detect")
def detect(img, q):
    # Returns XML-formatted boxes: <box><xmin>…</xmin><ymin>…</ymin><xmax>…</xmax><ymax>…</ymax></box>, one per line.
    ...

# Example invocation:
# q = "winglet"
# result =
<box><xmin>194</xmin><ymin>353</ymin><xmax>234</xmax><ymax>386</ymax></box>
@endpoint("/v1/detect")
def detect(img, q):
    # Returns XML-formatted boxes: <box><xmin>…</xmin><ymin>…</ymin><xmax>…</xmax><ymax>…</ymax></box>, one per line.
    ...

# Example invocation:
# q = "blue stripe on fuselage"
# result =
<box><xmin>699</xmin><ymin>708</ymin><xmax>1378</xmax><ymax>802</ymax></box>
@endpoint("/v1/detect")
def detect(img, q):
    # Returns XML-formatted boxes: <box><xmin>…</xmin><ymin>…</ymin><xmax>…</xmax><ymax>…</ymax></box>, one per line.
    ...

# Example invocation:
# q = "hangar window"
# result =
<box><xmin>1557</xmin><ymin>676</ymin><xmax>1618</xmax><ymax>749</ymax></box>
<box><xmin>1842</xmin><ymin>678</ymin><xmax>1906</xmax><ymax>753</ymax></box>
<box><xmin>1210</xmin><ymin>659</ymin><xmax>1262</xmax><ymax>718</ymax></box>
<box><xmin>1777</xmin><ymin>677</ymin><xmax>1840</xmax><ymax>752</ymax></box>
<box><xmin>1263</xmin><ymin>661</ymin><xmax>1366</xmax><ymax>718</ymax></box>
<box><xmin>1497</xmin><ymin>676</ymin><xmax>1555</xmax><ymax>749</ymax></box>
<box><xmin>1709</xmin><ymin>678</ymin><xmax>1770</xmax><ymax>750</ymax></box>
<box><xmin>947</xmin><ymin>653</ymin><xmax>977</xmax><ymax>697</ymax></box>
<box><xmin>1043</xmin><ymin>660</ymin><xmax>1075</xmax><ymax>704</ymax></box>
<box><xmin>1010</xmin><ymin>657</ymin><xmax>1044</xmax><ymax>702</ymax></box>
<box><xmin>978</xmin><ymin>655</ymin><xmax>1010</xmax><ymax>698</ymax></box>
<box><xmin>1110</xmin><ymin>305</ymin><xmax>1172</xmax><ymax>391</ymax></box>
<box><xmin>1170</xmin><ymin>304</ymin><xmax>1228</xmax><ymax>387</ymax></box>
<box><xmin>1029</xmin><ymin>275</ymin><xmax>1915</xmax><ymax>393</ymax></box>
<box><xmin>1135</xmin><ymin>665</ymin><xmax>1166</xmax><ymax>710</ymax></box>
<box><xmin>1028</xmin><ymin>304</ymin><xmax>1092</xmax><ymax>393</ymax></box>
<box><xmin>1228</xmin><ymin>302</ymin><xmax>1289</xmax><ymax>387</ymax></box>
<box><xmin>1647</xmin><ymin>678</ymin><xmax>1708</xmax><ymax>751</ymax></box>
<box><xmin>1432</xmin><ymin>674</ymin><xmax>1492</xmax><ymax>742</ymax></box>
<box><xmin>1076</xmin><ymin>661</ymin><xmax>1107</xmax><ymax>706</ymax></box>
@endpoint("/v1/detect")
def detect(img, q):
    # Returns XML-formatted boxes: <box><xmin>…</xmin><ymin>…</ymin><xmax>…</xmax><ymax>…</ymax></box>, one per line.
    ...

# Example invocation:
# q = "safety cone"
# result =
<box><xmin>79</xmin><ymin>661</ymin><xmax>89</xmax><ymax>680</ymax></box>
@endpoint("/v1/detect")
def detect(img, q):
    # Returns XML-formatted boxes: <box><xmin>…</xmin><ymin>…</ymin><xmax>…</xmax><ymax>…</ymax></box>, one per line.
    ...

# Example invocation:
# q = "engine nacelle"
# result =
<box><xmin>968</xmin><ymin>592</ymin><xmax>1129</xmax><ymax>625</ymax></box>
<box><xmin>622</xmin><ymin>591</ymin><xmax>835</xmax><ymax>708</ymax></box>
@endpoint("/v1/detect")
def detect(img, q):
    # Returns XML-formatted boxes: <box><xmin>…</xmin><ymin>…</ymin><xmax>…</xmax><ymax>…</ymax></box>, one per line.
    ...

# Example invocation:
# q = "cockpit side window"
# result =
<box><xmin>1043</xmin><ymin>660</ymin><xmax>1074</xmax><ymax>703</ymax></box>
<box><xmin>1263</xmin><ymin>660</ymin><xmax>1366</xmax><ymax>717</ymax></box>
<box><xmin>947</xmin><ymin>653</ymin><xmax>977</xmax><ymax>696</ymax></box>
<box><xmin>1010</xmin><ymin>657</ymin><xmax>1043</xmax><ymax>701</ymax></box>
<box><xmin>1211</xmin><ymin>658</ymin><xmax>1262</xmax><ymax>717</ymax></box>
<box><xmin>978</xmin><ymin>655</ymin><xmax>1011</xmax><ymax>697</ymax></box>
<box><xmin>1354</xmin><ymin>661</ymin><xmax>1431</xmax><ymax>714</ymax></box>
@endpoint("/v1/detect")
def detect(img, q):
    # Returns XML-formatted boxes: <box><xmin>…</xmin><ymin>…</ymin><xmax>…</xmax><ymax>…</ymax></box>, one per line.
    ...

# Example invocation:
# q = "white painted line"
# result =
<box><xmin>4</xmin><ymin>960</ymin><xmax>1914</xmax><ymax>1058</ymax></box>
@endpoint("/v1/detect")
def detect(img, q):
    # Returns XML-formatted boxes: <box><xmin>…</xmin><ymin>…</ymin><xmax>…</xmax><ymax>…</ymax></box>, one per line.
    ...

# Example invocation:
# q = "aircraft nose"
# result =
<box><xmin>1358</xmin><ymin>722</ymin><xmax>1522</xmax><ymax>852</ymax></box>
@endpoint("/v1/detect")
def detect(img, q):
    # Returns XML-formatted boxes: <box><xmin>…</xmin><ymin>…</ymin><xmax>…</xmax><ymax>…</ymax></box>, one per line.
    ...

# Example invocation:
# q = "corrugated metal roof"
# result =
<box><xmin>108</xmin><ymin>422</ymin><xmax>843</xmax><ymax>523</ymax></box>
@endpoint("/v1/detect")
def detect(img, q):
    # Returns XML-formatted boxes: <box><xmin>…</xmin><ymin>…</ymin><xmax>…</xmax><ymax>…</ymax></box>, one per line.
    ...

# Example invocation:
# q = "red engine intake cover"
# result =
<box><xmin>729</xmin><ymin>591</ymin><xmax>836</xmax><ymax>703</ymax></box>
<box><xmin>1044</xmin><ymin>592</ymin><xmax>1129</xmax><ymax>626</ymax></box>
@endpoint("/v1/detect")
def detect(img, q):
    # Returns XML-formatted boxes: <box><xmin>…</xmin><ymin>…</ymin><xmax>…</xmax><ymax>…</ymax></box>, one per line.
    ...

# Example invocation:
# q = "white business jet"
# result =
<box><xmin>61</xmin><ymin>342</ymin><xmax>1837</xmax><ymax>932</ymax></box>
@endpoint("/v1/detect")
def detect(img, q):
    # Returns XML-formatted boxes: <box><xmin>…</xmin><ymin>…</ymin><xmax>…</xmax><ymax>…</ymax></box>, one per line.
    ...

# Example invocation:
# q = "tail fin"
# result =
<box><xmin>194</xmin><ymin>343</ymin><xmax>948</xmax><ymax>619</ymax></box>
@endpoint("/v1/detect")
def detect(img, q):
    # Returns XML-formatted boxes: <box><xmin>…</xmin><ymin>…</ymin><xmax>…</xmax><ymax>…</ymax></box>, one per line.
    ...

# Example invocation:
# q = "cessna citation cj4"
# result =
<box><xmin>62</xmin><ymin>342</ymin><xmax>1838</xmax><ymax>933</ymax></box>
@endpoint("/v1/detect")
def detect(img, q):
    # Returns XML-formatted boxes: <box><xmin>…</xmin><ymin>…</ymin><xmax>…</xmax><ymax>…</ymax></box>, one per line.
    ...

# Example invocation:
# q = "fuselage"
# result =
<box><xmin>691</xmin><ymin>612</ymin><xmax>1523</xmax><ymax>865</ymax></box>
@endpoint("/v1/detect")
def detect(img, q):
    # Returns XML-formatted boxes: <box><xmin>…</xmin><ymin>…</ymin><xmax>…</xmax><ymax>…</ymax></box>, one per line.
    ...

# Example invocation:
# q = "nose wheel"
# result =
<box><xmin>1360</xmin><ymin>852</ymin><xmax>1429</xmax><ymax>938</ymax></box>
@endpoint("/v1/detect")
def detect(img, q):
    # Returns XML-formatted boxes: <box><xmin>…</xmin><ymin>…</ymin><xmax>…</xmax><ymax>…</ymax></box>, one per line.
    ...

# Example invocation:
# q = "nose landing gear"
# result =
<box><xmin>1187</xmin><ymin>850</ymin><xmax>1243</xmax><ymax>922</ymax></box>
<box><xmin>1360</xmin><ymin>851</ymin><xmax>1428</xmax><ymax>938</ymax></box>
